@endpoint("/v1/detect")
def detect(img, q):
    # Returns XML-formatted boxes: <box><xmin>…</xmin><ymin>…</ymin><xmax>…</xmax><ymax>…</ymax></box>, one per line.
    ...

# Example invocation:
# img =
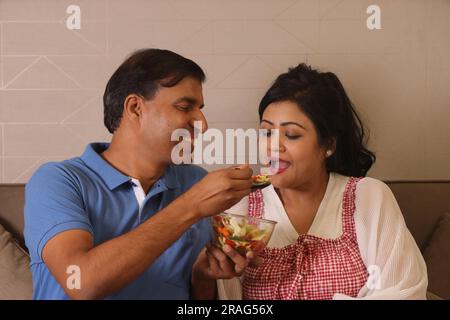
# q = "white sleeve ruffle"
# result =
<box><xmin>334</xmin><ymin>178</ymin><xmax>428</xmax><ymax>300</ymax></box>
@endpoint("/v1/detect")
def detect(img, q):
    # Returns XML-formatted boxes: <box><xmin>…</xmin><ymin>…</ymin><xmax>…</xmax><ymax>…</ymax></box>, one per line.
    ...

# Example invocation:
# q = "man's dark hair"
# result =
<box><xmin>103</xmin><ymin>48</ymin><xmax>206</xmax><ymax>133</ymax></box>
<box><xmin>259</xmin><ymin>63</ymin><xmax>376</xmax><ymax>177</ymax></box>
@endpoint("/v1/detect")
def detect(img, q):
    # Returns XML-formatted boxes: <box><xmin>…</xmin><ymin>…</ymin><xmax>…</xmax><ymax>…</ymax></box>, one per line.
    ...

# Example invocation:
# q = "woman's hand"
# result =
<box><xmin>201</xmin><ymin>245</ymin><xmax>255</xmax><ymax>278</ymax></box>
<box><xmin>190</xmin><ymin>244</ymin><xmax>257</xmax><ymax>299</ymax></box>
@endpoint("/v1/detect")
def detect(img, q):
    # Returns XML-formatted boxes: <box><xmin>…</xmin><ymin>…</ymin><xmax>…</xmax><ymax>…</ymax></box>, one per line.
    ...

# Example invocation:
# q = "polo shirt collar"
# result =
<box><xmin>81</xmin><ymin>143</ymin><xmax>178</xmax><ymax>191</ymax></box>
<box><xmin>160</xmin><ymin>165</ymin><xmax>178</xmax><ymax>189</ymax></box>
<box><xmin>81</xmin><ymin>143</ymin><xmax>129</xmax><ymax>190</ymax></box>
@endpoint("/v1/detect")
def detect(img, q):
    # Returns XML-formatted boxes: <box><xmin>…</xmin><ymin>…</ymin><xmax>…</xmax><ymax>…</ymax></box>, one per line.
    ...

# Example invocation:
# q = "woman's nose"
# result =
<box><xmin>269</xmin><ymin>142</ymin><xmax>286</xmax><ymax>154</ymax></box>
<box><xmin>267</xmin><ymin>131</ymin><xmax>285</xmax><ymax>154</ymax></box>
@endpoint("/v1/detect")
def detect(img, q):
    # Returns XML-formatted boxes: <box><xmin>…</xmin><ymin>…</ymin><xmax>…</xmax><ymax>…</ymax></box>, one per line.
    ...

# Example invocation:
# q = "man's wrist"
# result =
<box><xmin>175</xmin><ymin>192</ymin><xmax>203</xmax><ymax>223</ymax></box>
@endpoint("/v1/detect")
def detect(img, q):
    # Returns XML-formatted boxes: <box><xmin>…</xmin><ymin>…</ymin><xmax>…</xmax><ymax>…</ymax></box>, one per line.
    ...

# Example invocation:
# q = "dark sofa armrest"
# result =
<box><xmin>426</xmin><ymin>291</ymin><xmax>444</xmax><ymax>300</ymax></box>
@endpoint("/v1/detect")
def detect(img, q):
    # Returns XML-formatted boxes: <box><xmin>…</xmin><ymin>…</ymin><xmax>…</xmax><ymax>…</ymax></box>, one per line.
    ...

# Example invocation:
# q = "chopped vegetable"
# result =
<box><xmin>252</xmin><ymin>174</ymin><xmax>270</xmax><ymax>187</ymax></box>
<box><xmin>212</xmin><ymin>214</ymin><xmax>275</xmax><ymax>255</ymax></box>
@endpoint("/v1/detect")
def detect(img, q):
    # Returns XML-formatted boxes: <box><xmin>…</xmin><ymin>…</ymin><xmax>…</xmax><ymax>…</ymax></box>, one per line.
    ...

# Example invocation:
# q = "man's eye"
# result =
<box><xmin>176</xmin><ymin>106</ymin><xmax>191</xmax><ymax>111</ymax></box>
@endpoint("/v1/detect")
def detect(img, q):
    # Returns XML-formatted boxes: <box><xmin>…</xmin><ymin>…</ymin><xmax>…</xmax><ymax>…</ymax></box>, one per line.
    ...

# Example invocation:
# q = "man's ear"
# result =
<box><xmin>123</xmin><ymin>94</ymin><xmax>143</xmax><ymax>123</ymax></box>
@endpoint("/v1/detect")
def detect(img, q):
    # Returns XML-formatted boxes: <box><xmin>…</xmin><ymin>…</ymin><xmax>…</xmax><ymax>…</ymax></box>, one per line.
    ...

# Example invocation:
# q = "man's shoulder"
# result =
<box><xmin>27</xmin><ymin>158</ymin><xmax>84</xmax><ymax>190</ymax></box>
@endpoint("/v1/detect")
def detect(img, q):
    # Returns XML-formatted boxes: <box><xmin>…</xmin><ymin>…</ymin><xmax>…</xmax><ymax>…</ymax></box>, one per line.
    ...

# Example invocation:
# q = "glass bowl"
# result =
<box><xmin>211</xmin><ymin>212</ymin><xmax>277</xmax><ymax>255</ymax></box>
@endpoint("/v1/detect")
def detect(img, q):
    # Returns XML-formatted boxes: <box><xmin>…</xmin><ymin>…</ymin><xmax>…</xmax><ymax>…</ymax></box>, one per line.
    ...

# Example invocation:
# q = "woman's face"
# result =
<box><xmin>260</xmin><ymin>101</ymin><xmax>329</xmax><ymax>189</ymax></box>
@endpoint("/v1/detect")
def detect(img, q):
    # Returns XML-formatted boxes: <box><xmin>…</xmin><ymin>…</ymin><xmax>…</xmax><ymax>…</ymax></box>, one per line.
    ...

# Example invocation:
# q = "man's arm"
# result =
<box><xmin>42</xmin><ymin>165</ymin><xmax>253</xmax><ymax>300</ymax></box>
<box><xmin>43</xmin><ymin>197</ymin><xmax>197</xmax><ymax>300</ymax></box>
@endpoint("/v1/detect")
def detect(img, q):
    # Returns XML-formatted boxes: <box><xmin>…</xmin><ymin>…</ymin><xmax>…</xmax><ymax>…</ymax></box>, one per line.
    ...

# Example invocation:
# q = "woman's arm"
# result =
<box><xmin>334</xmin><ymin>178</ymin><xmax>428</xmax><ymax>300</ymax></box>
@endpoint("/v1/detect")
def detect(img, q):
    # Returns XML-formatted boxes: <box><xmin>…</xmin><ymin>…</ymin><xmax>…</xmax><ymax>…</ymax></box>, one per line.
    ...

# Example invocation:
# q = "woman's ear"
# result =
<box><xmin>325</xmin><ymin>137</ymin><xmax>337</xmax><ymax>157</ymax></box>
<box><xmin>330</xmin><ymin>137</ymin><xmax>337</xmax><ymax>153</ymax></box>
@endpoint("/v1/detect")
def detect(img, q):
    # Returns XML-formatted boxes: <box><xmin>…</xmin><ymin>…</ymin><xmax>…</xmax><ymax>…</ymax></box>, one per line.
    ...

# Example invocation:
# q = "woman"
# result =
<box><xmin>218</xmin><ymin>64</ymin><xmax>427</xmax><ymax>300</ymax></box>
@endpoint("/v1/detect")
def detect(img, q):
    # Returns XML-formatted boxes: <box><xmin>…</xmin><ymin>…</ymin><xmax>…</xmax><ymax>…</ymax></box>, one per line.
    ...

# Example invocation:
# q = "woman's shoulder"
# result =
<box><xmin>352</xmin><ymin>176</ymin><xmax>403</xmax><ymax>223</ymax></box>
<box><xmin>330</xmin><ymin>173</ymin><xmax>390</xmax><ymax>195</ymax></box>
<box><xmin>355</xmin><ymin>176</ymin><xmax>393</xmax><ymax>197</ymax></box>
<box><xmin>332</xmin><ymin>173</ymin><xmax>397</xmax><ymax>208</ymax></box>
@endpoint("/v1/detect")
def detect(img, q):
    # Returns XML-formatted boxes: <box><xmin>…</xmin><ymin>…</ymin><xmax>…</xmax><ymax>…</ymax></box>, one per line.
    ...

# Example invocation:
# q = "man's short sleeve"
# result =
<box><xmin>24</xmin><ymin>162</ymin><xmax>93</xmax><ymax>263</ymax></box>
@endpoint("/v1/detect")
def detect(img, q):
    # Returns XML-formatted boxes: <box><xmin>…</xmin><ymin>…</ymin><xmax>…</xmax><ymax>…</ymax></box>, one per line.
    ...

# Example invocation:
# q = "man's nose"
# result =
<box><xmin>190</xmin><ymin>109</ymin><xmax>208</xmax><ymax>133</ymax></box>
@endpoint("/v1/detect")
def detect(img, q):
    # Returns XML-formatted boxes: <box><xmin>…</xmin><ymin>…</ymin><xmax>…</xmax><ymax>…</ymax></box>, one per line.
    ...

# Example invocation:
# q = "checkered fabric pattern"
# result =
<box><xmin>243</xmin><ymin>177</ymin><xmax>369</xmax><ymax>300</ymax></box>
<box><xmin>248</xmin><ymin>189</ymin><xmax>264</xmax><ymax>218</ymax></box>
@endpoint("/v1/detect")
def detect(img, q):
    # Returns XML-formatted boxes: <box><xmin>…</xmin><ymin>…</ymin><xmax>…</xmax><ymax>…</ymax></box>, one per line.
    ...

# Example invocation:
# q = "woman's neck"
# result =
<box><xmin>277</xmin><ymin>170</ymin><xmax>330</xmax><ymax>206</ymax></box>
<box><xmin>275</xmin><ymin>170</ymin><xmax>330</xmax><ymax>234</ymax></box>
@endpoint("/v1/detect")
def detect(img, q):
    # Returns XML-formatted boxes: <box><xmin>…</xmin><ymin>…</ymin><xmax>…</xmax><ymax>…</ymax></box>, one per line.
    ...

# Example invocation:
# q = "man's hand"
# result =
<box><xmin>179</xmin><ymin>164</ymin><xmax>253</xmax><ymax>219</ymax></box>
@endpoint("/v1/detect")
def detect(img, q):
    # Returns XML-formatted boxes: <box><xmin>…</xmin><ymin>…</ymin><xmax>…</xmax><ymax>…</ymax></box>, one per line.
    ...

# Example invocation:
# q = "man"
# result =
<box><xmin>24</xmin><ymin>49</ymin><xmax>253</xmax><ymax>299</ymax></box>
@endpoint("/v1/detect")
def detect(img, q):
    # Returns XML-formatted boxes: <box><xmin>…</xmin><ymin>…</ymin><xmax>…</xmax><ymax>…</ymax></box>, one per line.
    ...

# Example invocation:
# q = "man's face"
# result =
<box><xmin>136</xmin><ymin>76</ymin><xmax>208</xmax><ymax>165</ymax></box>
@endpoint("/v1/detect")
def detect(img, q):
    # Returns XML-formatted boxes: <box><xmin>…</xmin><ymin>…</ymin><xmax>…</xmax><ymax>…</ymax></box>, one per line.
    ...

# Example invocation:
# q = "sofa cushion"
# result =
<box><xmin>423</xmin><ymin>212</ymin><xmax>450</xmax><ymax>300</ymax></box>
<box><xmin>0</xmin><ymin>223</ymin><xmax>33</xmax><ymax>299</ymax></box>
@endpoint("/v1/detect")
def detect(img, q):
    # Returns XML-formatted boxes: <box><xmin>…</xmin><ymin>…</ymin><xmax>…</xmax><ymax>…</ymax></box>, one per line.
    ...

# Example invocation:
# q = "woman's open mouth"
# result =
<box><xmin>269</xmin><ymin>159</ymin><xmax>291</xmax><ymax>175</ymax></box>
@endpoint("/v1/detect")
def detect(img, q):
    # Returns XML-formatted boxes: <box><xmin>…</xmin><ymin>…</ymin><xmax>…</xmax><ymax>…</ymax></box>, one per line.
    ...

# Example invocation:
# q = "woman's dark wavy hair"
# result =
<box><xmin>259</xmin><ymin>63</ymin><xmax>375</xmax><ymax>177</ymax></box>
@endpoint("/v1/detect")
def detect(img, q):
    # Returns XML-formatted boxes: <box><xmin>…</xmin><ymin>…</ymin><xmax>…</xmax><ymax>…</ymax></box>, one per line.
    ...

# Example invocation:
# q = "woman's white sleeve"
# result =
<box><xmin>216</xmin><ymin>196</ymin><xmax>248</xmax><ymax>300</ymax></box>
<box><xmin>217</xmin><ymin>277</ymin><xmax>243</xmax><ymax>300</ymax></box>
<box><xmin>223</xmin><ymin>195</ymin><xmax>249</xmax><ymax>215</ymax></box>
<box><xmin>334</xmin><ymin>178</ymin><xmax>428</xmax><ymax>300</ymax></box>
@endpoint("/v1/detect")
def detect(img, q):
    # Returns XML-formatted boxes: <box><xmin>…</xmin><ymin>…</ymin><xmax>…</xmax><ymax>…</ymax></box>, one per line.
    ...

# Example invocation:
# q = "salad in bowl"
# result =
<box><xmin>212</xmin><ymin>212</ymin><xmax>277</xmax><ymax>255</ymax></box>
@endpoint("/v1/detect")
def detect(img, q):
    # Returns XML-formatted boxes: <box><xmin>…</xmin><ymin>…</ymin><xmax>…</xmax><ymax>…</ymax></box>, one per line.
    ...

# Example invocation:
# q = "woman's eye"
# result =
<box><xmin>260</xmin><ymin>130</ymin><xmax>272</xmax><ymax>137</ymax></box>
<box><xmin>285</xmin><ymin>134</ymin><xmax>301</xmax><ymax>140</ymax></box>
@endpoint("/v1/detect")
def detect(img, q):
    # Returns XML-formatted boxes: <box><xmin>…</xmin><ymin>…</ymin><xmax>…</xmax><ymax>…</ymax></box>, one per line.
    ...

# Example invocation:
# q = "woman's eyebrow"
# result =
<box><xmin>261</xmin><ymin>119</ymin><xmax>305</xmax><ymax>130</ymax></box>
<box><xmin>280</xmin><ymin>121</ymin><xmax>306</xmax><ymax>130</ymax></box>
<box><xmin>260</xmin><ymin>119</ymin><xmax>273</xmax><ymax>125</ymax></box>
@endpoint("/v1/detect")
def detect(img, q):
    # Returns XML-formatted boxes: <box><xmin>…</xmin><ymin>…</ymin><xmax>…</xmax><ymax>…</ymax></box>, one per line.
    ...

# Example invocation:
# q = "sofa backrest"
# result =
<box><xmin>0</xmin><ymin>181</ymin><xmax>449</xmax><ymax>251</ymax></box>
<box><xmin>386</xmin><ymin>181</ymin><xmax>450</xmax><ymax>250</ymax></box>
<box><xmin>0</xmin><ymin>184</ymin><xmax>25</xmax><ymax>247</ymax></box>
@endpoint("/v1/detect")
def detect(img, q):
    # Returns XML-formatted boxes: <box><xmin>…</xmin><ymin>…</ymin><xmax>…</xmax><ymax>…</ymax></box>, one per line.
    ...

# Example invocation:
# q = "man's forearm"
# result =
<box><xmin>67</xmin><ymin>199</ymin><xmax>199</xmax><ymax>299</ymax></box>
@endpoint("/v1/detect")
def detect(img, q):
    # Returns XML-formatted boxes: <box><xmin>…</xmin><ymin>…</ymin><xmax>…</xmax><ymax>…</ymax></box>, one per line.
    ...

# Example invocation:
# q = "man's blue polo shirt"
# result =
<box><xmin>24</xmin><ymin>143</ymin><xmax>212</xmax><ymax>300</ymax></box>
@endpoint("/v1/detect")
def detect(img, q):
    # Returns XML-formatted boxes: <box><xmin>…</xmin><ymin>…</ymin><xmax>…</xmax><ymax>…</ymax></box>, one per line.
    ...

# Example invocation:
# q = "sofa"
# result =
<box><xmin>1</xmin><ymin>181</ymin><xmax>449</xmax><ymax>300</ymax></box>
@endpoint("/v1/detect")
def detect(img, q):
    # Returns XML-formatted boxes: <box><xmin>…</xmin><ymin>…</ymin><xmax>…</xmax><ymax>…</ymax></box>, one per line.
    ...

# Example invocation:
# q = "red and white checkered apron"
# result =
<box><xmin>243</xmin><ymin>177</ymin><xmax>368</xmax><ymax>300</ymax></box>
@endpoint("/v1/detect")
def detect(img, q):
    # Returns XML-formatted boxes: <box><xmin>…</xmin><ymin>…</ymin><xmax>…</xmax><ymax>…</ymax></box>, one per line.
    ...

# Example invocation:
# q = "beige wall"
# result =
<box><xmin>0</xmin><ymin>0</ymin><xmax>449</xmax><ymax>183</ymax></box>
